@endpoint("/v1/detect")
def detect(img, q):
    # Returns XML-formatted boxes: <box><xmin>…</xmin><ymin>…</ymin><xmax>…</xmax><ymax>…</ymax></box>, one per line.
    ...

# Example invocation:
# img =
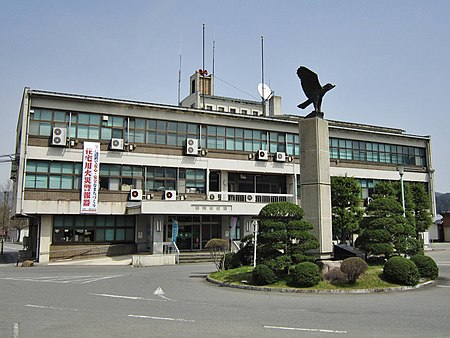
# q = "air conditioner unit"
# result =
<box><xmin>129</xmin><ymin>189</ymin><xmax>143</xmax><ymax>201</ymax></box>
<box><xmin>110</xmin><ymin>138</ymin><xmax>124</xmax><ymax>150</ymax></box>
<box><xmin>209</xmin><ymin>192</ymin><xmax>221</xmax><ymax>201</ymax></box>
<box><xmin>274</xmin><ymin>152</ymin><xmax>286</xmax><ymax>162</ymax></box>
<box><xmin>52</xmin><ymin>127</ymin><xmax>67</xmax><ymax>146</ymax></box>
<box><xmin>256</xmin><ymin>150</ymin><xmax>269</xmax><ymax>161</ymax></box>
<box><xmin>246</xmin><ymin>193</ymin><xmax>256</xmax><ymax>203</ymax></box>
<box><xmin>185</xmin><ymin>138</ymin><xmax>199</xmax><ymax>156</ymax></box>
<box><xmin>164</xmin><ymin>190</ymin><xmax>177</xmax><ymax>201</ymax></box>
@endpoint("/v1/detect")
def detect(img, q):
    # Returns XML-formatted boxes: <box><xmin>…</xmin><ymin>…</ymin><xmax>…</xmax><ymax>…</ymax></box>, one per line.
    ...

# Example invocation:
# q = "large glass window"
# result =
<box><xmin>25</xmin><ymin>160</ymin><xmax>81</xmax><ymax>190</ymax></box>
<box><xmin>145</xmin><ymin>167</ymin><xmax>177</xmax><ymax>191</ymax></box>
<box><xmin>53</xmin><ymin>215</ymin><xmax>134</xmax><ymax>243</ymax></box>
<box><xmin>100</xmin><ymin>164</ymin><xmax>143</xmax><ymax>191</ymax></box>
<box><xmin>329</xmin><ymin>138</ymin><xmax>426</xmax><ymax>167</ymax></box>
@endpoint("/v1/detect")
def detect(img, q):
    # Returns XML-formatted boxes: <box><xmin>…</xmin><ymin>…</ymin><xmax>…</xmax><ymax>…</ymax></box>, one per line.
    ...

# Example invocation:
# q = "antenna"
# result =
<box><xmin>258</xmin><ymin>83</ymin><xmax>273</xmax><ymax>101</ymax></box>
<box><xmin>212</xmin><ymin>25</ymin><xmax>216</xmax><ymax>77</ymax></box>
<box><xmin>202</xmin><ymin>23</ymin><xmax>206</xmax><ymax>109</ymax></box>
<box><xmin>178</xmin><ymin>38</ymin><xmax>182</xmax><ymax>106</ymax></box>
<box><xmin>261</xmin><ymin>36</ymin><xmax>266</xmax><ymax>115</ymax></box>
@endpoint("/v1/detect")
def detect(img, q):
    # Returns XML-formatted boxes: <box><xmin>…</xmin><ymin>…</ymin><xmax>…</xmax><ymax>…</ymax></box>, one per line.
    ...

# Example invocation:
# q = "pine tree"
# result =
<box><xmin>331</xmin><ymin>176</ymin><xmax>363</xmax><ymax>244</ymax></box>
<box><xmin>257</xmin><ymin>202</ymin><xmax>319</xmax><ymax>275</ymax></box>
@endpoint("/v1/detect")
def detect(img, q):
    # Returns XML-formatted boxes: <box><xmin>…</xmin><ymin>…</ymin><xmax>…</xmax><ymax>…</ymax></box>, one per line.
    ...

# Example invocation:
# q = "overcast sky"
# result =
<box><xmin>1</xmin><ymin>1</ymin><xmax>449</xmax><ymax>192</ymax></box>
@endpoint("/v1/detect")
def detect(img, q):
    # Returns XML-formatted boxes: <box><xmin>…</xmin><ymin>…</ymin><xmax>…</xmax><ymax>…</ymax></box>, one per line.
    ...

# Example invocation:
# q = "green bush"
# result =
<box><xmin>264</xmin><ymin>256</ymin><xmax>292</xmax><ymax>276</ymax></box>
<box><xmin>289</xmin><ymin>262</ymin><xmax>321</xmax><ymax>287</ymax></box>
<box><xmin>224</xmin><ymin>253</ymin><xmax>241</xmax><ymax>270</ymax></box>
<box><xmin>383</xmin><ymin>256</ymin><xmax>420</xmax><ymax>286</ymax></box>
<box><xmin>410</xmin><ymin>254</ymin><xmax>439</xmax><ymax>280</ymax></box>
<box><xmin>252</xmin><ymin>264</ymin><xmax>277</xmax><ymax>286</ymax></box>
<box><xmin>340</xmin><ymin>257</ymin><xmax>369</xmax><ymax>284</ymax></box>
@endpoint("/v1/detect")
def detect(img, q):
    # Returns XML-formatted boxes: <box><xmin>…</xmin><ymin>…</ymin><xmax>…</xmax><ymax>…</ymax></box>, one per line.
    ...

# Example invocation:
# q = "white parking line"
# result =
<box><xmin>26</xmin><ymin>304</ymin><xmax>78</xmax><ymax>311</ymax></box>
<box><xmin>90</xmin><ymin>293</ymin><xmax>166</xmax><ymax>302</ymax></box>
<box><xmin>437</xmin><ymin>285</ymin><xmax>450</xmax><ymax>288</ymax></box>
<box><xmin>0</xmin><ymin>275</ymin><xmax>122</xmax><ymax>284</ymax></box>
<box><xmin>128</xmin><ymin>314</ymin><xmax>195</xmax><ymax>323</ymax></box>
<box><xmin>264</xmin><ymin>325</ymin><xmax>347</xmax><ymax>334</ymax></box>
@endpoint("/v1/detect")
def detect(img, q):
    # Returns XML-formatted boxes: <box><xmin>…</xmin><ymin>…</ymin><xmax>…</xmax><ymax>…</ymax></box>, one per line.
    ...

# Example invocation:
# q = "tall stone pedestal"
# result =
<box><xmin>299</xmin><ymin>117</ymin><xmax>333</xmax><ymax>258</ymax></box>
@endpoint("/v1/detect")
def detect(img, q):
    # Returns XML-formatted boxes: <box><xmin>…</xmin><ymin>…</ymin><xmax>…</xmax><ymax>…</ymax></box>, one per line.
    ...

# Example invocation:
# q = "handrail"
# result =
<box><xmin>231</xmin><ymin>240</ymin><xmax>241</xmax><ymax>253</ymax></box>
<box><xmin>162</xmin><ymin>241</ymin><xmax>180</xmax><ymax>264</ymax></box>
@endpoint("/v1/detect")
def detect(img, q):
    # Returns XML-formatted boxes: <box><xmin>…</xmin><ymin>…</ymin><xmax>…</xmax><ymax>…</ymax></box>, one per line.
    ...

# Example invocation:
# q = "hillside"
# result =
<box><xmin>436</xmin><ymin>192</ymin><xmax>450</xmax><ymax>214</ymax></box>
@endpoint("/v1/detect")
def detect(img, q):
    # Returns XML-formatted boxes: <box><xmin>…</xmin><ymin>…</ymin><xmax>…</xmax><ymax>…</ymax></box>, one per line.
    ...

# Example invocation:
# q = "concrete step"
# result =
<box><xmin>178</xmin><ymin>252</ymin><xmax>215</xmax><ymax>264</ymax></box>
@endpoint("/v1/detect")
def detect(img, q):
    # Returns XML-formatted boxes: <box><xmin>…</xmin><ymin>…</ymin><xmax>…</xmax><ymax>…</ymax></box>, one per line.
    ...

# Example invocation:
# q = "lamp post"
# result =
<box><xmin>398</xmin><ymin>166</ymin><xmax>406</xmax><ymax>217</ymax></box>
<box><xmin>252</xmin><ymin>219</ymin><xmax>259</xmax><ymax>267</ymax></box>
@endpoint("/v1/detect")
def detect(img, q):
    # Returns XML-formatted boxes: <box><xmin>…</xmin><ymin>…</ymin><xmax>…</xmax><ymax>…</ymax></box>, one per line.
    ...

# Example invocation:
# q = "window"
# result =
<box><xmin>53</xmin><ymin>215</ymin><xmax>135</xmax><ymax>243</ymax></box>
<box><xmin>25</xmin><ymin>160</ymin><xmax>81</xmax><ymax>190</ymax></box>
<box><xmin>29</xmin><ymin>108</ymin><xmax>70</xmax><ymax>137</ymax></box>
<box><xmin>184</xmin><ymin>169</ymin><xmax>206</xmax><ymax>193</ymax></box>
<box><xmin>145</xmin><ymin>167</ymin><xmax>176</xmax><ymax>192</ymax></box>
<box><xmin>100</xmin><ymin>164</ymin><xmax>143</xmax><ymax>191</ymax></box>
<box><xmin>329</xmin><ymin>138</ymin><xmax>426</xmax><ymax>167</ymax></box>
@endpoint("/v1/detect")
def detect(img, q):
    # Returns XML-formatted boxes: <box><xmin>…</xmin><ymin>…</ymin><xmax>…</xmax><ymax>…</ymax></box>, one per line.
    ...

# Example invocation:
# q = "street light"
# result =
<box><xmin>252</xmin><ymin>219</ymin><xmax>259</xmax><ymax>267</ymax></box>
<box><xmin>398</xmin><ymin>166</ymin><xmax>406</xmax><ymax>217</ymax></box>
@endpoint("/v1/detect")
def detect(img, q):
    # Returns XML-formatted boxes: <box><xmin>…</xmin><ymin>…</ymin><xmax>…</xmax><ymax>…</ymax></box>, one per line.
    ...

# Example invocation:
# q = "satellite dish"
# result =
<box><xmin>257</xmin><ymin>83</ymin><xmax>273</xmax><ymax>101</ymax></box>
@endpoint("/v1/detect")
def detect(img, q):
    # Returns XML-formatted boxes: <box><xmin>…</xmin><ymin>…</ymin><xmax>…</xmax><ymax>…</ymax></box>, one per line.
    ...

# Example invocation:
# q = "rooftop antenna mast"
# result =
<box><xmin>258</xmin><ymin>36</ymin><xmax>273</xmax><ymax>116</ymax></box>
<box><xmin>202</xmin><ymin>22</ymin><xmax>206</xmax><ymax>109</ymax></box>
<box><xmin>261</xmin><ymin>36</ymin><xmax>265</xmax><ymax>115</ymax></box>
<box><xmin>212</xmin><ymin>25</ymin><xmax>215</xmax><ymax>78</ymax></box>
<box><xmin>177</xmin><ymin>37</ymin><xmax>182</xmax><ymax>106</ymax></box>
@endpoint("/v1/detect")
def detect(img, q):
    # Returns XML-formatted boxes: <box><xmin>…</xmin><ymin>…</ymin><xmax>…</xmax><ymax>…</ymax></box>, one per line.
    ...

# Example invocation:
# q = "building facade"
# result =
<box><xmin>11</xmin><ymin>71</ymin><xmax>436</xmax><ymax>262</ymax></box>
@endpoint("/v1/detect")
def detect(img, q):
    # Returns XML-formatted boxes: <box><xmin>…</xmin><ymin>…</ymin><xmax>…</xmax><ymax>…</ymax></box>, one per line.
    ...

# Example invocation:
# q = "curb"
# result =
<box><xmin>206</xmin><ymin>276</ymin><xmax>435</xmax><ymax>294</ymax></box>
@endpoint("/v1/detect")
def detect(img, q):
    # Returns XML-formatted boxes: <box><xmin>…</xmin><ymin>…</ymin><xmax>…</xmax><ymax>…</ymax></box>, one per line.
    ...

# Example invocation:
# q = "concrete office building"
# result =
<box><xmin>11</xmin><ymin>71</ymin><xmax>435</xmax><ymax>263</ymax></box>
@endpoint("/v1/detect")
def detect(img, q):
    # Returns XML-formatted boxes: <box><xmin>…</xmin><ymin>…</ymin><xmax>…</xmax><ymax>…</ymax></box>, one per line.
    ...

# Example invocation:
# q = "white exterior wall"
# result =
<box><xmin>39</xmin><ymin>215</ymin><xmax>52</xmax><ymax>263</ymax></box>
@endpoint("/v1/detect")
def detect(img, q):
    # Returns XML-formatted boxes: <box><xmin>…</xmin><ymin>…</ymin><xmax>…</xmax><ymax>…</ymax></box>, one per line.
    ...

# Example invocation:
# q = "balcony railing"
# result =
<box><xmin>225</xmin><ymin>192</ymin><xmax>296</xmax><ymax>204</ymax></box>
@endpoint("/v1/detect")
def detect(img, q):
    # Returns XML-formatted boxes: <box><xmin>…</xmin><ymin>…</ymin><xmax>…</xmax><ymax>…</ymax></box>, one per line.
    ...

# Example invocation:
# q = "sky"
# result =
<box><xmin>1</xmin><ymin>1</ymin><xmax>449</xmax><ymax>192</ymax></box>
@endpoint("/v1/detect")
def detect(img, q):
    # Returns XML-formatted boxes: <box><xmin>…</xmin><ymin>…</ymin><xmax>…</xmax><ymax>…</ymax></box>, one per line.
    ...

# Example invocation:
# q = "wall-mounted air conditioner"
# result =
<box><xmin>164</xmin><ymin>190</ymin><xmax>177</xmax><ymax>201</ymax></box>
<box><xmin>274</xmin><ymin>152</ymin><xmax>286</xmax><ymax>162</ymax></box>
<box><xmin>52</xmin><ymin>127</ymin><xmax>67</xmax><ymax>146</ymax></box>
<box><xmin>185</xmin><ymin>138</ymin><xmax>199</xmax><ymax>156</ymax></box>
<box><xmin>110</xmin><ymin>138</ymin><xmax>124</xmax><ymax>150</ymax></box>
<box><xmin>246</xmin><ymin>193</ymin><xmax>256</xmax><ymax>203</ymax></box>
<box><xmin>129</xmin><ymin>189</ymin><xmax>143</xmax><ymax>201</ymax></box>
<box><xmin>209</xmin><ymin>192</ymin><xmax>221</xmax><ymax>201</ymax></box>
<box><xmin>256</xmin><ymin>150</ymin><xmax>269</xmax><ymax>161</ymax></box>
<box><xmin>364</xmin><ymin>197</ymin><xmax>373</xmax><ymax>206</ymax></box>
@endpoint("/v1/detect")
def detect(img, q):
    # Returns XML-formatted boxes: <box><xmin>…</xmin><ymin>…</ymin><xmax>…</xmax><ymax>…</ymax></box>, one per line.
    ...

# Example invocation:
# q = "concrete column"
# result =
<box><xmin>152</xmin><ymin>215</ymin><xmax>164</xmax><ymax>254</ymax></box>
<box><xmin>38</xmin><ymin>215</ymin><xmax>52</xmax><ymax>263</ymax></box>
<box><xmin>299</xmin><ymin>117</ymin><xmax>333</xmax><ymax>258</ymax></box>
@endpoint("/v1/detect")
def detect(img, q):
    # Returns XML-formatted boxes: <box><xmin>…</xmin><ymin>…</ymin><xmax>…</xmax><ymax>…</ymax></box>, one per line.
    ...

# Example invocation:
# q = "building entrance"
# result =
<box><xmin>169</xmin><ymin>215</ymin><xmax>221</xmax><ymax>251</ymax></box>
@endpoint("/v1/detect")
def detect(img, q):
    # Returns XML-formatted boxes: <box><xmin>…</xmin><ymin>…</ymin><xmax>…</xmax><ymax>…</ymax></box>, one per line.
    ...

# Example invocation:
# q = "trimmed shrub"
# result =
<box><xmin>383</xmin><ymin>256</ymin><xmax>420</xmax><ymax>286</ymax></box>
<box><xmin>324</xmin><ymin>267</ymin><xmax>348</xmax><ymax>284</ymax></box>
<box><xmin>252</xmin><ymin>264</ymin><xmax>277</xmax><ymax>286</ymax></box>
<box><xmin>264</xmin><ymin>256</ymin><xmax>292</xmax><ymax>277</ymax></box>
<box><xmin>410</xmin><ymin>254</ymin><xmax>439</xmax><ymax>280</ymax></box>
<box><xmin>289</xmin><ymin>262</ymin><xmax>321</xmax><ymax>287</ymax></box>
<box><xmin>224</xmin><ymin>253</ymin><xmax>241</xmax><ymax>270</ymax></box>
<box><xmin>340</xmin><ymin>257</ymin><xmax>369</xmax><ymax>284</ymax></box>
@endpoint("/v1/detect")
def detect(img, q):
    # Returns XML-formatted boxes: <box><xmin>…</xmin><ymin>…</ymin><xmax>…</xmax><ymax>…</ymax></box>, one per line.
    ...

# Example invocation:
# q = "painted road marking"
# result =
<box><xmin>26</xmin><ymin>304</ymin><xmax>78</xmax><ymax>311</ymax></box>
<box><xmin>0</xmin><ymin>275</ymin><xmax>122</xmax><ymax>284</ymax></box>
<box><xmin>264</xmin><ymin>325</ymin><xmax>347</xmax><ymax>334</ymax></box>
<box><xmin>13</xmin><ymin>323</ymin><xmax>19</xmax><ymax>338</ymax></box>
<box><xmin>153</xmin><ymin>287</ymin><xmax>176</xmax><ymax>301</ymax></box>
<box><xmin>90</xmin><ymin>293</ymin><xmax>166</xmax><ymax>302</ymax></box>
<box><xmin>128</xmin><ymin>314</ymin><xmax>195</xmax><ymax>323</ymax></box>
<box><xmin>437</xmin><ymin>285</ymin><xmax>450</xmax><ymax>288</ymax></box>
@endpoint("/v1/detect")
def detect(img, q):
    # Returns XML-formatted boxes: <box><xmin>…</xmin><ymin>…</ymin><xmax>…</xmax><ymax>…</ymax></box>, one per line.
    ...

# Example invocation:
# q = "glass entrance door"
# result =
<box><xmin>176</xmin><ymin>225</ymin><xmax>192</xmax><ymax>250</ymax></box>
<box><xmin>172</xmin><ymin>216</ymin><xmax>221</xmax><ymax>251</ymax></box>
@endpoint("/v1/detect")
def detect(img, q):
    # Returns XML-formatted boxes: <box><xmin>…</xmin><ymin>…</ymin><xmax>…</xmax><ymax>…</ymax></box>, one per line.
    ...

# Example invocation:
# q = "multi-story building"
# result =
<box><xmin>11</xmin><ymin>71</ymin><xmax>435</xmax><ymax>263</ymax></box>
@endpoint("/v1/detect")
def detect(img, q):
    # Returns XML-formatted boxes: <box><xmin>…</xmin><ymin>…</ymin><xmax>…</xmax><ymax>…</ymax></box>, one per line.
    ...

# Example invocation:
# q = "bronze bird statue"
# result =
<box><xmin>297</xmin><ymin>66</ymin><xmax>335</xmax><ymax>117</ymax></box>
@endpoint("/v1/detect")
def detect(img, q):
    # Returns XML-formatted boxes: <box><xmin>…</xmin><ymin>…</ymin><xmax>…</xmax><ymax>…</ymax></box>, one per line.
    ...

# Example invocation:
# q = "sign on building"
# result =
<box><xmin>81</xmin><ymin>142</ymin><xmax>100</xmax><ymax>213</ymax></box>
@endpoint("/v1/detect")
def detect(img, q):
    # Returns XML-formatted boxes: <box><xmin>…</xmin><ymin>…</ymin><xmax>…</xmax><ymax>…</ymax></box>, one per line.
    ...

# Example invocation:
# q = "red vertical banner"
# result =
<box><xmin>80</xmin><ymin>142</ymin><xmax>100</xmax><ymax>213</ymax></box>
